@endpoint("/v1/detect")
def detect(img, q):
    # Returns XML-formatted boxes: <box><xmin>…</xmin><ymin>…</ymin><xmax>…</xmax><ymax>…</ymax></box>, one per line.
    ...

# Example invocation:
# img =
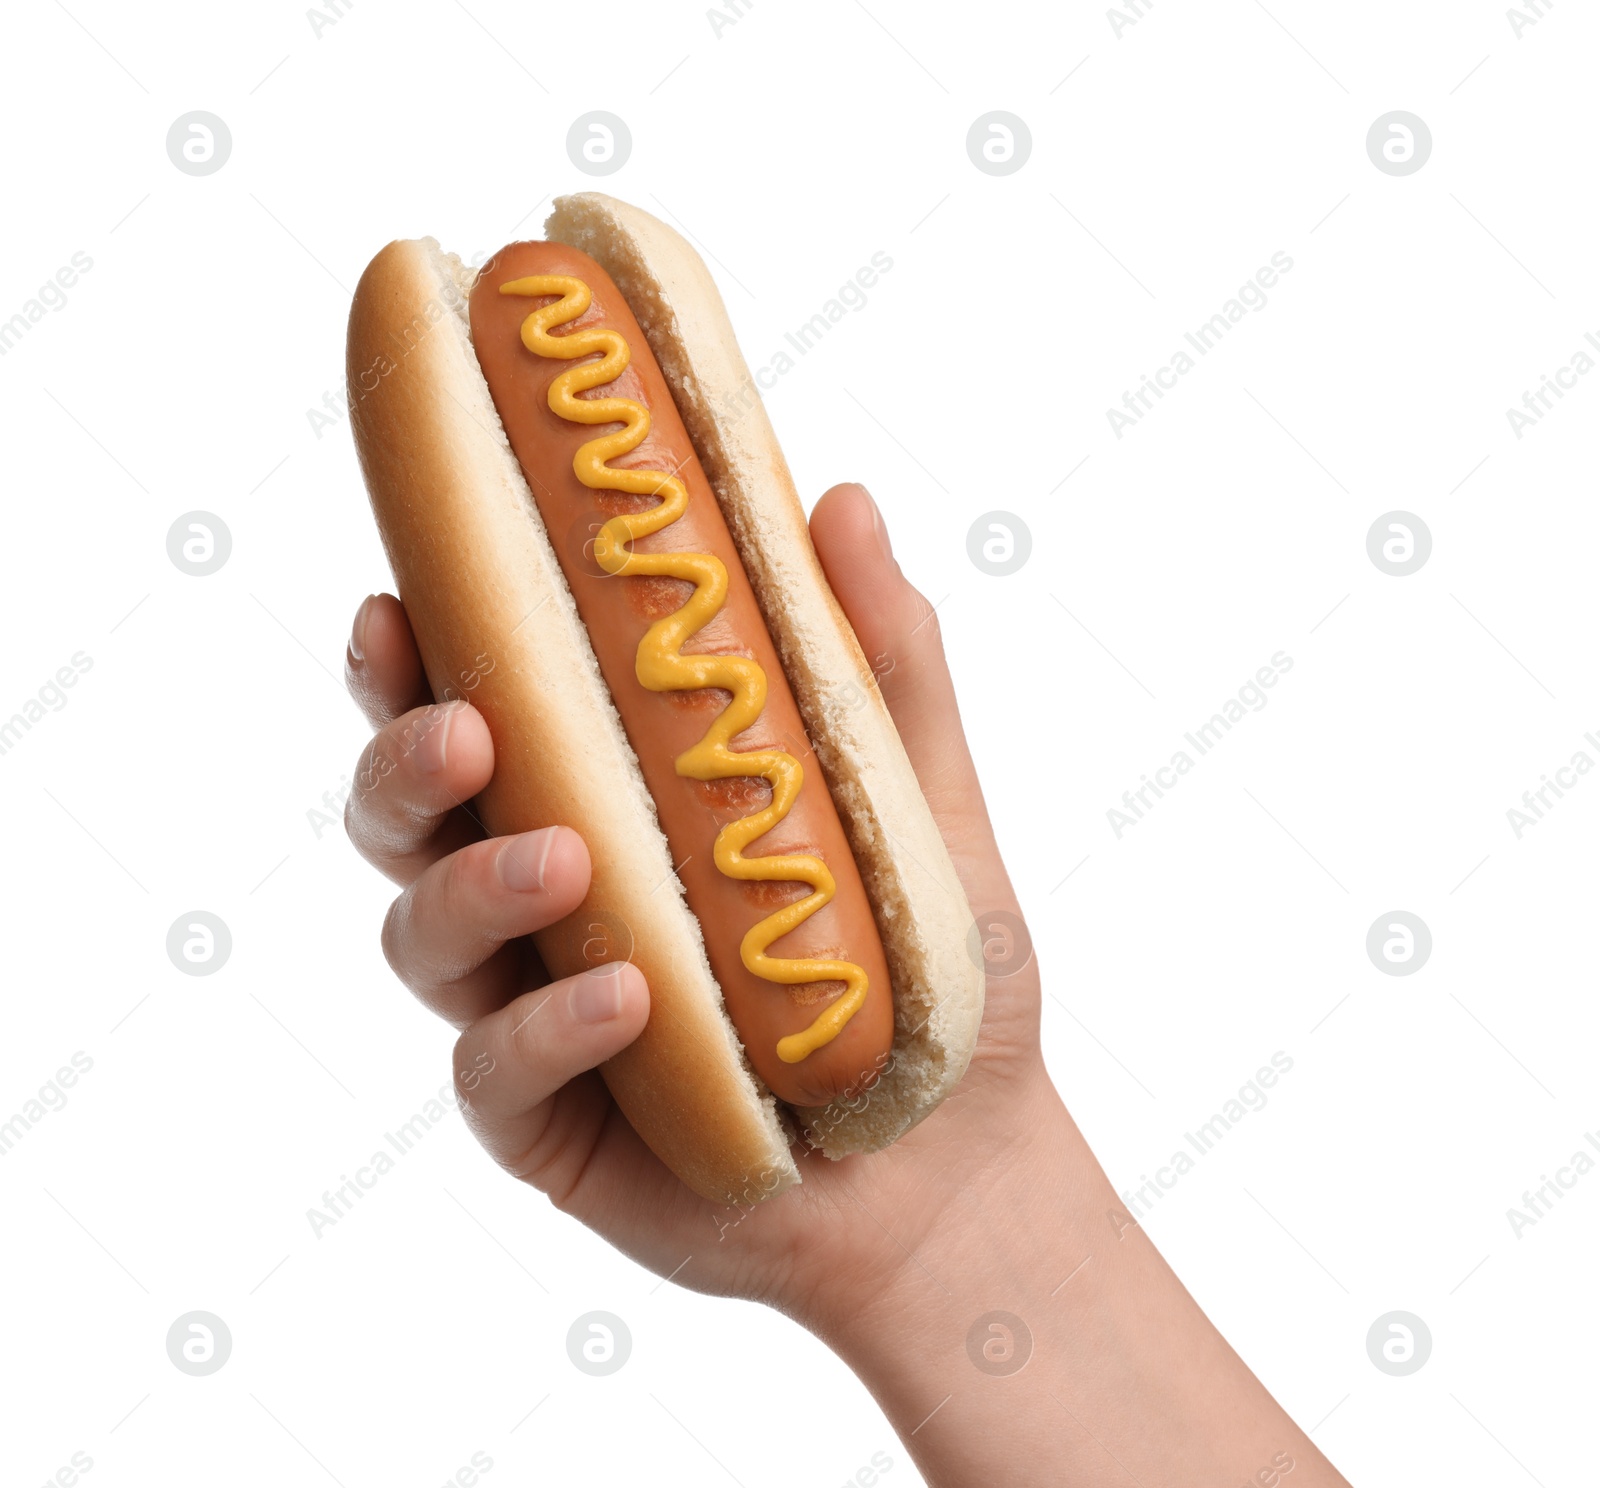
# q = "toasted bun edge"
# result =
<box><xmin>545</xmin><ymin>194</ymin><xmax>985</xmax><ymax>1157</ymax></box>
<box><xmin>346</xmin><ymin>235</ymin><xmax>797</xmax><ymax>1206</ymax></box>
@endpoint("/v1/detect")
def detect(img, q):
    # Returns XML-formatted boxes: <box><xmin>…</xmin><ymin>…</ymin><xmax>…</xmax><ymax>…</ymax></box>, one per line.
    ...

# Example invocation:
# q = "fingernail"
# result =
<box><xmin>570</xmin><ymin>963</ymin><xmax>626</xmax><ymax>1023</ymax></box>
<box><xmin>413</xmin><ymin>703</ymin><xmax>457</xmax><ymax>775</ymax></box>
<box><xmin>864</xmin><ymin>489</ymin><xmax>894</xmax><ymax>562</ymax></box>
<box><xmin>350</xmin><ymin>594</ymin><xmax>378</xmax><ymax>664</ymax></box>
<box><xmin>497</xmin><ymin>828</ymin><xmax>557</xmax><ymax>892</ymax></box>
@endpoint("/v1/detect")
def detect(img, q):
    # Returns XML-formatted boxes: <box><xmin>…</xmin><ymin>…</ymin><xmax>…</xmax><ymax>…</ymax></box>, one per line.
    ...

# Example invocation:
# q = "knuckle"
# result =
<box><xmin>344</xmin><ymin>739</ymin><xmax>389</xmax><ymax>841</ymax></box>
<box><xmin>379</xmin><ymin>891</ymin><xmax>413</xmax><ymax>978</ymax></box>
<box><xmin>504</xmin><ymin>1139</ymin><xmax>559</xmax><ymax>1192</ymax></box>
<box><xmin>384</xmin><ymin>858</ymin><xmax>484</xmax><ymax>993</ymax></box>
<box><xmin>451</xmin><ymin>1031</ymin><xmax>490</xmax><ymax>1107</ymax></box>
<box><xmin>344</xmin><ymin>727</ymin><xmax>453</xmax><ymax>874</ymax></box>
<box><xmin>907</xmin><ymin>587</ymin><xmax>944</xmax><ymax>645</ymax></box>
<box><xmin>436</xmin><ymin>844</ymin><xmax>506</xmax><ymax>963</ymax></box>
<box><xmin>392</xmin><ymin>701</ymin><xmax>448</xmax><ymax>764</ymax></box>
<box><xmin>436</xmin><ymin>844</ymin><xmax>480</xmax><ymax>925</ymax></box>
<box><xmin>499</xmin><ymin>1111</ymin><xmax>565</xmax><ymax>1195</ymax></box>
<box><xmin>505</xmin><ymin>990</ymin><xmax>557</xmax><ymax>1072</ymax></box>
<box><xmin>457</xmin><ymin>999</ymin><xmax>572</xmax><ymax>1199</ymax></box>
<box><xmin>342</xmin><ymin>781</ymin><xmax>365</xmax><ymax>848</ymax></box>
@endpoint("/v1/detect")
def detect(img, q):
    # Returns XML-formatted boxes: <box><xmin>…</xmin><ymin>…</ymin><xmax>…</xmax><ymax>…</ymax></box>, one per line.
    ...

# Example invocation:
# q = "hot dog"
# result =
<box><xmin>347</xmin><ymin>193</ymin><xmax>983</xmax><ymax>1203</ymax></box>
<box><xmin>466</xmin><ymin>242</ymin><xmax>893</xmax><ymax>1108</ymax></box>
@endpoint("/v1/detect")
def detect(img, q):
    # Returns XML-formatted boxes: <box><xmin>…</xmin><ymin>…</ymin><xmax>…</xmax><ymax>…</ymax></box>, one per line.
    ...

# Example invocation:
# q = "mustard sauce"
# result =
<box><xmin>500</xmin><ymin>274</ymin><xmax>867</xmax><ymax>1064</ymax></box>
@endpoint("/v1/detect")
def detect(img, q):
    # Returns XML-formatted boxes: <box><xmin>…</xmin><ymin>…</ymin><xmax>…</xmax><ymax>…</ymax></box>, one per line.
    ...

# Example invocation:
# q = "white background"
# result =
<box><xmin>2</xmin><ymin>1</ymin><xmax>1595</xmax><ymax>1484</ymax></box>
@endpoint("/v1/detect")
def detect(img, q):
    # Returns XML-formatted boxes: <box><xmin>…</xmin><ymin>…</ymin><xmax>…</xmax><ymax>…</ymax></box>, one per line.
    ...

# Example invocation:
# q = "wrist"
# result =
<box><xmin>805</xmin><ymin>1069</ymin><xmax>1097</xmax><ymax>1364</ymax></box>
<box><xmin>805</xmin><ymin>1077</ymin><xmax>1110</xmax><ymax>1484</ymax></box>
<box><xmin>795</xmin><ymin>1070</ymin><xmax>1346</xmax><ymax>1487</ymax></box>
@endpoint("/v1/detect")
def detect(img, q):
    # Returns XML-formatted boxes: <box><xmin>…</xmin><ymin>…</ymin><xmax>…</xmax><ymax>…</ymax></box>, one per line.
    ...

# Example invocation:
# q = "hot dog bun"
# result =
<box><xmin>346</xmin><ymin>192</ymin><xmax>984</xmax><ymax>1205</ymax></box>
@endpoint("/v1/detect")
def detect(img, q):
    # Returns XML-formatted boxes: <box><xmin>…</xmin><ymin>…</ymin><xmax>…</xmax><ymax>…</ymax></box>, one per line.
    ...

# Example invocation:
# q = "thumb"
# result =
<box><xmin>811</xmin><ymin>483</ymin><xmax>1038</xmax><ymax>1061</ymax></box>
<box><xmin>810</xmin><ymin>483</ymin><xmax>1003</xmax><ymax>873</ymax></box>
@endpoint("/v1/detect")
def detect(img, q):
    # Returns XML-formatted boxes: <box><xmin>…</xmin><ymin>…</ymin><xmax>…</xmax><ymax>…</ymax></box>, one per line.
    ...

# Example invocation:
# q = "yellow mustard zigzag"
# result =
<box><xmin>500</xmin><ymin>274</ymin><xmax>866</xmax><ymax>1064</ymax></box>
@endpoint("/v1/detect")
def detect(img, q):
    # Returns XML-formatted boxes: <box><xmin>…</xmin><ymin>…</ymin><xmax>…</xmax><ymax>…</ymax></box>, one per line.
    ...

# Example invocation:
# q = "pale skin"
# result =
<box><xmin>344</xmin><ymin>483</ymin><xmax>1351</xmax><ymax>1486</ymax></box>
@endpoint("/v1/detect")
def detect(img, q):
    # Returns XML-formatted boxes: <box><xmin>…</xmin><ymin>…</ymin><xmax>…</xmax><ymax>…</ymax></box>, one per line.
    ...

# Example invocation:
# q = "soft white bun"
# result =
<box><xmin>346</xmin><ymin>192</ymin><xmax>983</xmax><ymax>1205</ymax></box>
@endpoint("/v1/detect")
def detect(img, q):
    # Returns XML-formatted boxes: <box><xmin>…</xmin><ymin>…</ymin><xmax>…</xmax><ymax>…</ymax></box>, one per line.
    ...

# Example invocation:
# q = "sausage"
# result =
<box><xmin>468</xmin><ymin>240</ymin><xmax>894</xmax><ymax>1106</ymax></box>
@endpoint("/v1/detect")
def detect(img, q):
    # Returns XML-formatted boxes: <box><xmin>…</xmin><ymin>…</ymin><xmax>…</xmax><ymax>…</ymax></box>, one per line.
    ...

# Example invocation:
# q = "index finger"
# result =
<box><xmin>344</xmin><ymin>699</ymin><xmax>495</xmax><ymax>885</ymax></box>
<box><xmin>346</xmin><ymin>592</ymin><xmax>432</xmax><ymax>730</ymax></box>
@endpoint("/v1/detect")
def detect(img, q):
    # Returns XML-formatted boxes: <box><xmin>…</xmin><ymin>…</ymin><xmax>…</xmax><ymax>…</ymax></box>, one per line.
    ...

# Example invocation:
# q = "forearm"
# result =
<box><xmin>808</xmin><ymin>1079</ymin><xmax>1347</xmax><ymax>1487</ymax></box>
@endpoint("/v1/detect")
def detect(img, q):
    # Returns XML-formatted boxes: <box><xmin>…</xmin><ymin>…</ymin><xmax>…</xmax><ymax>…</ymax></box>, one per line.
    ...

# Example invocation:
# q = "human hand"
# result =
<box><xmin>344</xmin><ymin>480</ymin><xmax>1349</xmax><ymax>1485</ymax></box>
<box><xmin>342</xmin><ymin>480</ymin><xmax>1055</xmax><ymax>1323</ymax></box>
